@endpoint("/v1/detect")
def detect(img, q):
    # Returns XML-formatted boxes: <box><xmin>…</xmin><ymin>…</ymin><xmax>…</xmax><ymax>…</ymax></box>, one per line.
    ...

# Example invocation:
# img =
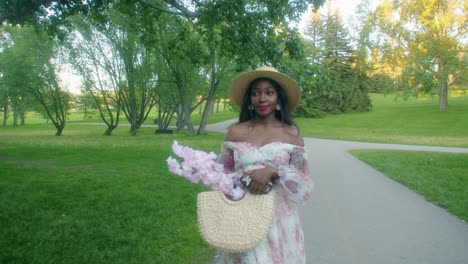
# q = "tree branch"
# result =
<box><xmin>162</xmin><ymin>0</ymin><xmax>202</xmax><ymax>18</ymax></box>
<box><xmin>137</xmin><ymin>0</ymin><xmax>201</xmax><ymax>18</ymax></box>
<box><xmin>137</xmin><ymin>0</ymin><xmax>183</xmax><ymax>16</ymax></box>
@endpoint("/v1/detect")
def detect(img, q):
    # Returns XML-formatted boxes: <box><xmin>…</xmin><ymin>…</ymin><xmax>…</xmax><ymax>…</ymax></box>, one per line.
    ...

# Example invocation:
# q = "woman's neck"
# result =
<box><xmin>251</xmin><ymin>115</ymin><xmax>282</xmax><ymax>127</ymax></box>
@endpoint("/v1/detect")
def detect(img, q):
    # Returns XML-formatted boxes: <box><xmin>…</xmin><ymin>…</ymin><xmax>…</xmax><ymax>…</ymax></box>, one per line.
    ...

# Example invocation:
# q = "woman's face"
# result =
<box><xmin>250</xmin><ymin>79</ymin><xmax>278</xmax><ymax>118</ymax></box>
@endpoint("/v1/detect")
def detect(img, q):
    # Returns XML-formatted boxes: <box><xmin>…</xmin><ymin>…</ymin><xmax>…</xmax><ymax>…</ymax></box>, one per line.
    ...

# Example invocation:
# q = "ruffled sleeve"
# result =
<box><xmin>217</xmin><ymin>143</ymin><xmax>235</xmax><ymax>174</ymax></box>
<box><xmin>276</xmin><ymin>146</ymin><xmax>313</xmax><ymax>207</ymax></box>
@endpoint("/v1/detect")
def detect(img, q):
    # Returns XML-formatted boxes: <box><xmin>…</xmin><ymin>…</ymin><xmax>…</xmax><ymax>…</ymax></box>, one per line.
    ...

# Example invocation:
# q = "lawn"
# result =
<box><xmin>0</xmin><ymin>125</ymin><xmax>223</xmax><ymax>263</ymax></box>
<box><xmin>350</xmin><ymin>150</ymin><xmax>468</xmax><ymax>221</ymax></box>
<box><xmin>1</xmin><ymin>91</ymin><xmax>467</xmax><ymax>262</ymax></box>
<box><xmin>296</xmin><ymin>92</ymin><xmax>468</xmax><ymax>147</ymax></box>
<box><xmin>15</xmin><ymin>103</ymin><xmax>238</xmax><ymax>127</ymax></box>
<box><xmin>10</xmin><ymin>93</ymin><xmax>467</xmax><ymax>147</ymax></box>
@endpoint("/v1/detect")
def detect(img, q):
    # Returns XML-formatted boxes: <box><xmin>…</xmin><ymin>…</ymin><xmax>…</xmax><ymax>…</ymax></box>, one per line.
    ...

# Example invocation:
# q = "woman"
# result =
<box><xmin>216</xmin><ymin>66</ymin><xmax>313</xmax><ymax>263</ymax></box>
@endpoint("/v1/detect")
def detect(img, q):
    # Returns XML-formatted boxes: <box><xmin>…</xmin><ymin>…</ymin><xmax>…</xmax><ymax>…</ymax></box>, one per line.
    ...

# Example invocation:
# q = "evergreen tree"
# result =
<box><xmin>299</xmin><ymin>5</ymin><xmax>372</xmax><ymax>117</ymax></box>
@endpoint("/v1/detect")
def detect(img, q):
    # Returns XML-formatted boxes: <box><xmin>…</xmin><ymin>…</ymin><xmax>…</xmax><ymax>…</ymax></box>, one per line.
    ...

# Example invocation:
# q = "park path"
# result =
<box><xmin>206</xmin><ymin>119</ymin><xmax>468</xmax><ymax>264</ymax></box>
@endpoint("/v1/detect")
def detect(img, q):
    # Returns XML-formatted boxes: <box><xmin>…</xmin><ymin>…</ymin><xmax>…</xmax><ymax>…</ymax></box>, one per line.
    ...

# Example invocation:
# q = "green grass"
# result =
<box><xmin>189</xmin><ymin>109</ymin><xmax>237</xmax><ymax>125</ymax></box>
<box><xmin>350</xmin><ymin>150</ymin><xmax>468</xmax><ymax>221</ymax></box>
<box><xmin>1</xmin><ymin>92</ymin><xmax>467</xmax><ymax>262</ymax></box>
<box><xmin>3</xmin><ymin>104</ymin><xmax>238</xmax><ymax>126</ymax></box>
<box><xmin>0</xmin><ymin>124</ymin><xmax>224</xmax><ymax>263</ymax></box>
<box><xmin>6</xmin><ymin>93</ymin><xmax>467</xmax><ymax>147</ymax></box>
<box><xmin>296</xmin><ymin>92</ymin><xmax>468</xmax><ymax>147</ymax></box>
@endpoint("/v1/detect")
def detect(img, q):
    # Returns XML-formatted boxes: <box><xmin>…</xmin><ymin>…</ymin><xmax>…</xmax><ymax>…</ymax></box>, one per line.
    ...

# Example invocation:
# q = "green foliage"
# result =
<box><xmin>0</xmin><ymin>0</ymin><xmax>107</xmax><ymax>32</ymax></box>
<box><xmin>67</xmin><ymin>7</ymin><xmax>165</xmax><ymax>136</ymax></box>
<box><xmin>350</xmin><ymin>150</ymin><xmax>468</xmax><ymax>221</ymax></box>
<box><xmin>3</xmin><ymin>0</ymin><xmax>339</xmax><ymax>130</ymax></box>
<box><xmin>0</xmin><ymin>25</ymin><xmax>69</xmax><ymax>135</ymax></box>
<box><xmin>2</xmin><ymin>0</ymin><xmax>323</xmax><ymax>67</ymax></box>
<box><xmin>297</xmin><ymin>7</ymin><xmax>372</xmax><ymax>118</ymax></box>
<box><xmin>372</xmin><ymin>0</ymin><xmax>466</xmax><ymax>111</ymax></box>
<box><xmin>189</xmin><ymin>0</ymin><xmax>312</xmax><ymax>66</ymax></box>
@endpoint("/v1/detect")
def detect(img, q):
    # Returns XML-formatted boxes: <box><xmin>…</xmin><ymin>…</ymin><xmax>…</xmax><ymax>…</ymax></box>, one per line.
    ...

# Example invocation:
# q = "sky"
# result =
<box><xmin>299</xmin><ymin>0</ymin><xmax>381</xmax><ymax>31</ymax></box>
<box><xmin>59</xmin><ymin>65</ymin><xmax>82</xmax><ymax>94</ymax></box>
<box><xmin>324</xmin><ymin>0</ymin><xmax>375</xmax><ymax>21</ymax></box>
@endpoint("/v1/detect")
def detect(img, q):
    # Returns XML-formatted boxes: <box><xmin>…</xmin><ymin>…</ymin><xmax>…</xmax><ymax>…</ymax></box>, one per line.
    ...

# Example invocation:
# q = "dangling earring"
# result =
<box><xmin>275</xmin><ymin>104</ymin><xmax>281</xmax><ymax>111</ymax></box>
<box><xmin>248</xmin><ymin>105</ymin><xmax>254</xmax><ymax>111</ymax></box>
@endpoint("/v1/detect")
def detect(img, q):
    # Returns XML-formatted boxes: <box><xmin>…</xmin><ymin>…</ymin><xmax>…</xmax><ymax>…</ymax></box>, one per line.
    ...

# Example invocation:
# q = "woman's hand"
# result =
<box><xmin>243</xmin><ymin>166</ymin><xmax>277</xmax><ymax>194</ymax></box>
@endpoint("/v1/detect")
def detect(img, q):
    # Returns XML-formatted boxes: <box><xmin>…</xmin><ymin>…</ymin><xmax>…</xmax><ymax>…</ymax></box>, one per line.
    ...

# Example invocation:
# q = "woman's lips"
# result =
<box><xmin>257</xmin><ymin>106</ymin><xmax>269</xmax><ymax>111</ymax></box>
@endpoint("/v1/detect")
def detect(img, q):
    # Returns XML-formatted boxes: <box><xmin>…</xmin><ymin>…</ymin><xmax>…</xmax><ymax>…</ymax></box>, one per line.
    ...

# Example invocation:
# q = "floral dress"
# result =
<box><xmin>215</xmin><ymin>141</ymin><xmax>313</xmax><ymax>264</ymax></box>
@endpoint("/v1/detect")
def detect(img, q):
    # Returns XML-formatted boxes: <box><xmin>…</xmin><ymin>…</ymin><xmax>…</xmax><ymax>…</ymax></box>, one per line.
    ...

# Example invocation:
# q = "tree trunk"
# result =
<box><xmin>104</xmin><ymin>124</ymin><xmax>117</xmax><ymax>136</ymax></box>
<box><xmin>177</xmin><ymin>84</ymin><xmax>195</xmax><ymax>135</ymax></box>
<box><xmin>176</xmin><ymin>104</ymin><xmax>185</xmax><ymax>131</ymax></box>
<box><xmin>438</xmin><ymin>57</ymin><xmax>448</xmax><ymax>112</ymax></box>
<box><xmin>183</xmin><ymin>105</ymin><xmax>195</xmax><ymax>135</ymax></box>
<box><xmin>128</xmin><ymin>72</ymin><xmax>139</xmax><ymax>136</ymax></box>
<box><xmin>2</xmin><ymin>102</ymin><xmax>7</xmax><ymax>126</ymax></box>
<box><xmin>13</xmin><ymin>105</ymin><xmax>18</xmax><ymax>126</ymax></box>
<box><xmin>83</xmin><ymin>106</ymin><xmax>88</xmax><ymax>120</ymax></box>
<box><xmin>210</xmin><ymin>100</ymin><xmax>214</xmax><ymax>116</ymax></box>
<box><xmin>197</xmin><ymin>49</ymin><xmax>218</xmax><ymax>135</ymax></box>
<box><xmin>439</xmin><ymin>81</ymin><xmax>448</xmax><ymax>112</ymax></box>
<box><xmin>55</xmin><ymin>123</ymin><xmax>65</xmax><ymax>136</ymax></box>
<box><xmin>130</xmin><ymin>112</ymin><xmax>138</xmax><ymax>136</ymax></box>
<box><xmin>171</xmin><ymin>69</ymin><xmax>194</xmax><ymax>135</ymax></box>
<box><xmin>20</xmin><ymin>112</ymin><xmax>25</xmax><ymax>125</ymax></box>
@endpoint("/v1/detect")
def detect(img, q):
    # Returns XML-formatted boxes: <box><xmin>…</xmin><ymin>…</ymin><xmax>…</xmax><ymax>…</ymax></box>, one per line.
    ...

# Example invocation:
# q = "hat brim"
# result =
<box><xmin>229</xmin><ymin>68</ymin><xmax>300</xmax><ymax>111</ymax></box>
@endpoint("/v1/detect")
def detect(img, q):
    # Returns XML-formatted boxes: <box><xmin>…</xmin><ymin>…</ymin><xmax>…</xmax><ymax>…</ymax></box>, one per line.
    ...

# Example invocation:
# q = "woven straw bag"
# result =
<box><xmin>197</xmin><ymin>191</ymin><xmax>274</xmax><ymax>253</ymax></box>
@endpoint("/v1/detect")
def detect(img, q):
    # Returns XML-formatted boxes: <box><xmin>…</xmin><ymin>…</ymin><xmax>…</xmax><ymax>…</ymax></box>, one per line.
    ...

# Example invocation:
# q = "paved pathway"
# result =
<box><xmin>206</xmin><ymin>119</ymin><xmax>468</xmax><ymax>264</ymax></box>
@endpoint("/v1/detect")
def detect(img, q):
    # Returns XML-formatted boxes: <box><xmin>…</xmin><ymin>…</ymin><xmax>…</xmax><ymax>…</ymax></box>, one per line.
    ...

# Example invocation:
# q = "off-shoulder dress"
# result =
<box><xmin>215</xmin><ymin>141</ymin><xmax>313</xmax><ymax>264</ymax></box>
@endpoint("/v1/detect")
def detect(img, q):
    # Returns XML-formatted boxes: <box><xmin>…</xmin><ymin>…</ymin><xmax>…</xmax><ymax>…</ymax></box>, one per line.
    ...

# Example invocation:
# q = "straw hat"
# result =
<box><xmin>229</xmin><ymin>66</ymin><xmax>301</xmax><ymax>110</ymax></box>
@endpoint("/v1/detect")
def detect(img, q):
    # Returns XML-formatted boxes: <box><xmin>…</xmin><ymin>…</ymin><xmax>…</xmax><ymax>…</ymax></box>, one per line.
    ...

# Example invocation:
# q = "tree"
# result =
<box><xmin>196</xmin><ymin>52</ymin><xmax>235</xmax><ymax>134</ymax></box>
<box><xmin>9</xmin><ymin>93</ymin><xmax>32</xmax><ymax>126</ymax></box>
<box><xmin>373</xmin><ymin>0</ymin><xmax>467</xmax><ymax>112</ymax></box>
<box><xmin>154</xmin><ymin>16</ymin><xmax>205</xmax><ymax>135</ymax></box>
<box><xmin>303</xmin><ymin>11</ymin><xmax>323</xmax><ymax>65</ymax></box>
<box><xmin>73</xmin><ymin>93</ymin><xmax>98</xmax><ymax>121</ymax></box>
<box><xmin>299</xmin><ymin>4</ymin><xmax>372</xmax><ymax>117</ymax></box>
<box><xmin>1</xmin><ymin>25</ymin><xmax>69</xmax><ymax>135</ymax></box>
<box><xmin>108</xmin><ymin>7</ymin><xmax>159</xmax><ymax>136</ymax></box>
<box><xmin>0</xmin><ymin>30</ymin><xmax>32</xmax><ymax>126</ymax></box>
<box><xmin>0</xmin><ymin>47</ymin><xmax>11</xmax><ymax>126</ymax></box>
<box><xmin>0</xmin><ymin>75</ymin><xmax>9</xmax><ymax>126</ymax></box>
<box><xmin>0</xmin><ymin>0</ymin><xmax>112</xmax><ymax>39</ymax></box>
<box><xmin>67</xmin><ymin>5</ymin><xmax>161</xmax><ymax>136</ymax></box>
<box><xmin>154</xmin><ymin>81</ymin><xmax>179</xmax><ymax>132</ymax></box>
<box><xmin>347</xmin><ymin>0</ymin><xmax>374</xmax><ymax>111</ymax></box>
<box><xmin>2</xmin><ymin>0</ymin><xmax>325</xmax><ymax>58</ymax></box>
<box><xmin>2</xmin><ymin>0</ymin><xmax>330</xmax><ymax>135</ymax></box>
<box><xmin>139</xmin><ymin>0</ymin><xmax>327</xmax><ymax>133</ymax></box>
<box><xmin>67</xmin><ymin>15</ymin><xmax>122</xmax><ymax>135</ymax></box>
<box><xmin>1</xmin><ymin>0</ymin><xmax>327</xmax><ymax>25</ymax></box>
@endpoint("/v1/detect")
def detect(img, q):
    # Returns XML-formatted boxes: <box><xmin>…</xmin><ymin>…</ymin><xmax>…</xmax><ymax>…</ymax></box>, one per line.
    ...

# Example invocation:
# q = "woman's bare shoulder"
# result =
<box><xmin>225</xmin><ymin>121</ymin><xmax>251</xmax><ymax>142</ymax></box>
<box><xmin>284</xmin><ymin>125</ymin><xmax>304</xmax><ymax>146</ymax></box>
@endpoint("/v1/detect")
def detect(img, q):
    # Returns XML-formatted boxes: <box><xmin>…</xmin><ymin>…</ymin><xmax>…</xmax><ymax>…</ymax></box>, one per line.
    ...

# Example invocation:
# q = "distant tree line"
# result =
<box><xmin>0</xmin><ymin>0</ymin><xmax>465</xmax><ymax>135</ymax></box>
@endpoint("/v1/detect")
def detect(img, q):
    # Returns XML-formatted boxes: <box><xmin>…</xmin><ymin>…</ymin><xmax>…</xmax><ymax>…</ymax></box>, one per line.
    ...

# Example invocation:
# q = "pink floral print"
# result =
<box><xmin>215</xmin><ymin>142</ymin><xmax>313</xmax><ymax>264</ymax></box>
